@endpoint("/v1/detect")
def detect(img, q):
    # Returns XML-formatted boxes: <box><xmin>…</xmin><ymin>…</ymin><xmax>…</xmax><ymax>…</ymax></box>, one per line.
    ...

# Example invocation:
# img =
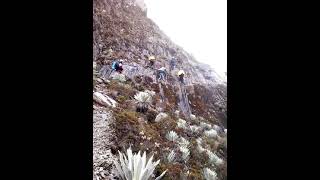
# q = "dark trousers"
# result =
<box><xmin>179</xmin><ymin>75</ymin><xmax>184</xmax><ymax>84</ymax></box>
<box><xmin>158</xmin><ymin>71</ymin><xmax>166</xmax><ymax>80</ymax></box>
<box><xmin>116</xmin><ymin>67</ymin><xmax>123</xmax><ymax>73</ymax></box>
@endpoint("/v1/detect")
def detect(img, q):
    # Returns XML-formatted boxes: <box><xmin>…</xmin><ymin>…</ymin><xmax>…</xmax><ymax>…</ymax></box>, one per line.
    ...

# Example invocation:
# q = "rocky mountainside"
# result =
<box><xmin>93</xmin><ymin>0</ymin><xmax>227</xmax><ymax>179</ymax></box>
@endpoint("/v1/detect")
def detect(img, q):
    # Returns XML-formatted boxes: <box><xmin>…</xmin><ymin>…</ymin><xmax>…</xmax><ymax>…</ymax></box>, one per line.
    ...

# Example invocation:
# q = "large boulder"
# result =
<box><xmin>93</xmin><ymin>92</ymin><xmax>117</xmax><ymax>108</ymax></box>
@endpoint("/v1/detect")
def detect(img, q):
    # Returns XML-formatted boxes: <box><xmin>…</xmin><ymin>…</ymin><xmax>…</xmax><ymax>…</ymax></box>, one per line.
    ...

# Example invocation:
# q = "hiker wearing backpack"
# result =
<box><xmin>147</xmin><ymin>55</ymin><xmax>156</xmax><ymax>68</ymax></box>
<box><xmin>112</xmin><ymin>59</ymin><xmax>124</xmax><ymax>73</ymax></box>
<box><xmin>169</xmin><ymin>57</ymin><xmax>176</xmax><ymax>71</ymax></box>
<box><xmin>177</xmin><ymin>69</ymin><xmax>185</xmax><ymax>84</ymax></box>
<box><xmin>157</xmin><ymin>67</ymin><xmax>167</xmax><ymax>82</ymax></box>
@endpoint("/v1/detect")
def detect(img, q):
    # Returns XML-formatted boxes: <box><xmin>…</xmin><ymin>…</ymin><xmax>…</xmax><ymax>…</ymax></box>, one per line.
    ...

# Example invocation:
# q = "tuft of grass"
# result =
<box><xmin>154</xmin><ymin>115</ymin><xmax>177</xmax><ymax>137</ymax></box>
<box><xmin>157</xmin><ymin>163</ymin><xmax>184</xmax><ymax>180</ymax></box>
<box><xmin>188</xmin><ymin>167</ymin><xmax>204</xmax><ymax>180</ymax></box>
<box><xmin>107</xmin><ymin>80</ymin><xmax>137</xmax><ymax>99</ymax></box>
<box><xmin>145</xmin><ymin>108</ymin><xmax>158</xmax><ymax>122</ymax></box>
<box><xmin>112</xmin><ymin>109</ymin><xmax>141</xmax><ymax>151</ymax></box>
<box><xmin>202</xmin><ymin>137</ymin><xmax>220</xmax><ymax>152</ymax></box>
<box><xmin>116</xmin><ymin>95</ymin><xmax>127</xmax><ymax>103</ymax></box>
<box><xmin>114</xmin><ymin>110</ymin><xmax>139</xmax><ymax>124</ymax></box>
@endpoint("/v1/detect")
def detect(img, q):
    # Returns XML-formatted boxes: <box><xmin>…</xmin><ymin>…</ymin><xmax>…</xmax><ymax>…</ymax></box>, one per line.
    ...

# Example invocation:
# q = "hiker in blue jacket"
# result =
<box><xmin>157</xmin><ymin>67</ymin><xmax>167</xmax><ymax>82</ymax></box>
<box><xmin>112</xmin><ymin>59</ymin><xmax>124</xmax><ymax>73</ymax></box>
<box><xmin>169</xmin><ymin>57</ymin><xmax>176</xmax><ymax>71</ymax></box>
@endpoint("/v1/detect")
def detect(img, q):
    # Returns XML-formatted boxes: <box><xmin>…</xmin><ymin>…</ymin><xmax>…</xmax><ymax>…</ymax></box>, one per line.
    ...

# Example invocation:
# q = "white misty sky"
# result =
<box><xmin>145</xmin><ymin>0</ymin><xmax>227</xmax><ymax>76</ymax></box>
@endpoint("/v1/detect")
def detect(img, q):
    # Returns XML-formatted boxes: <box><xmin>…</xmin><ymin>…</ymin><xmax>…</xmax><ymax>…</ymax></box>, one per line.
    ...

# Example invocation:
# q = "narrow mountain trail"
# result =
<box><xmin>93</xmin><ymin>106</ymin><xmax>116</xmax><ymax>180</ymax></box>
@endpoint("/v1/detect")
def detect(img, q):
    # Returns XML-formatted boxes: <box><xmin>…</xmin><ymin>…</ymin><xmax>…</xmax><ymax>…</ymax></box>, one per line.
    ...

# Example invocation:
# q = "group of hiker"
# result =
<box><xmin>103</xmin><ymin>55</ymin><xmax>185</xmax><ymax>84</ymax></box>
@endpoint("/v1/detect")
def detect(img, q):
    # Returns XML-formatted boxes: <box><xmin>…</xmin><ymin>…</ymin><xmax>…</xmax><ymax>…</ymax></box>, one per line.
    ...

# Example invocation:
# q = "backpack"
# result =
<box><xmin>112</xmin><ymin>61</ymin><xmax>119</xmax><ymax>70</ymax></box>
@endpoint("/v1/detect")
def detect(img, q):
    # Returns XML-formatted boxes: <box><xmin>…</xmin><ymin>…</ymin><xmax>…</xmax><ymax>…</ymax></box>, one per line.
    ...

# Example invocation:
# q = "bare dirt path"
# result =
<box><xmin>93</xmin><ymin>106</ymin><xmax>116</xmax><ymax>180</ymax></box>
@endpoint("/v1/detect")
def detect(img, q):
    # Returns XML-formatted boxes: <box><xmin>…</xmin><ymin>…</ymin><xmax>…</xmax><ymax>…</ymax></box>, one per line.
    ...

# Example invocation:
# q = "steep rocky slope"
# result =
<box><xmin>93</xmin><ymin>0</ymin><xmax>227</xmax><ymax>179</ymax></box>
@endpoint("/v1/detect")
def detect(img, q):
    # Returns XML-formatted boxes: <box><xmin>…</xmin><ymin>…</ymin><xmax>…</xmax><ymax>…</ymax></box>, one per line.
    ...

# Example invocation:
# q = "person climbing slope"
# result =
<box><xmin>147</xmin><ymin>55</ymin><xmax>156</xmax><ymax>68</ymax></box>
<box><xmin>157</xmin><ymin>67</ymin><xmax>167</xmax><ymax>82</ymax></box>
<box><xmin>177</xmin><ymin>69</ymin><xmax>185</xmax><ymax>84</ymax></box>
<box><xmin>112</xmin><ymin>59</ymin><xmax>124</xmax><ymax>74</ymax></box>
<box><xmin>169</xmin><ymin>56</ymin><xmax>176</xmax><ymax>71</ymax></box>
